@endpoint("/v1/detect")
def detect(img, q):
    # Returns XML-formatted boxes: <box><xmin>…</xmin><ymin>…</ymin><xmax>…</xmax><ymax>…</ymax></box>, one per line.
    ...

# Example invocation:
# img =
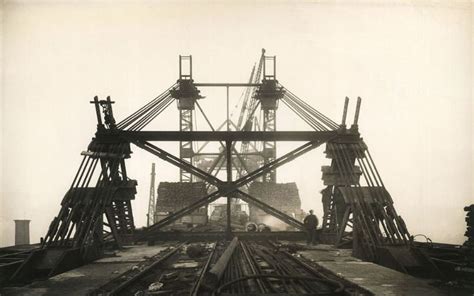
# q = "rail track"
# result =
<box><xmin>214</xmin><ymin>240</ymin><xmax>360</xmax><ymax>295</ymax></box>
<box><xmin>90</xmin><ymin>241</ymin><xmax>220</xmax><ymax>296</ymax></box>
<box><xmin>91</xmin><ymin>239</ymin><xmax>370</xmax><ymax>296</ymax></box>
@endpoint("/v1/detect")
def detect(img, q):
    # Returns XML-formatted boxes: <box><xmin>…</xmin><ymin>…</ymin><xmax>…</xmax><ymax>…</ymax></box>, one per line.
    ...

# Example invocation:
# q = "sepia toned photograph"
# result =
<box><xmin>0</xmin><ymin>1</ymin><xmax>472</xmax><ymax>295</ymax></box>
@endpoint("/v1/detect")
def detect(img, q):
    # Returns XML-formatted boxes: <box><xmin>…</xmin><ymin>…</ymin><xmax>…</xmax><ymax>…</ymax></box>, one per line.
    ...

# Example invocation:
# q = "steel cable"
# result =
<box><xmin>117</xmin><ymin>83</ymin><xmax>177</xmax><ymax>129</ymax></box>
<box><xmin>284</xmin><ymin>94</ymin><xmax>329</xmax><ymax>130</ymax></box>
<box><xmin>128</xmin><ymin>95</ymin><xmax>174</xmax><ymax>131</ymax></box>
<box><xmin>283</xmin><ymin>88</ymin><xmax>339</xmax><ymax>129</ymax></box>
<box><xmin>330</xmin><ymin>143</ymin><xmax>380</xmax><ymax>252</ymax></box>
<box><xmin>281</xmin><ymin>96</ymin><xmax>327</xmax><ymax>131</ymax></box>
<box><xmin>336</xmin><ymin>144</ymin><xmax>385</xmax><ymax>245</ymax></box>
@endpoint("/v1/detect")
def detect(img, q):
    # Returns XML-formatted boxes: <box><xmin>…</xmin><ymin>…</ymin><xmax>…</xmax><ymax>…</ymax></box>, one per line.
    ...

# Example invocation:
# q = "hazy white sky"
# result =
<box><xmin>1</xmin><ymin>0</ymin><xmax>472</xmax><ymax>246</ymax></box>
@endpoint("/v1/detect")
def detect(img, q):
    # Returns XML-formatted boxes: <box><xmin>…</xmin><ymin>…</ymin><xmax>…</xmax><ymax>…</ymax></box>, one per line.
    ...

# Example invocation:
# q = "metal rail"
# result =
<box><xmin>216</xmin><ymin>241</ymin><xmax>348</xmax><ymax>295</ymax></box>
<box><xmin>91</xmin><ymin>240</ymin><xmax>221</xmax><ymax>296</ymax></box>
<box><xmin>190</xmin><ymin>241</ymin><xmax>218</xmax><ymax>296</ymax></box>
<box><xmin>107</xmin><ymin>241</ymin><xmax>187</xmax><ymax>295</ymax></box>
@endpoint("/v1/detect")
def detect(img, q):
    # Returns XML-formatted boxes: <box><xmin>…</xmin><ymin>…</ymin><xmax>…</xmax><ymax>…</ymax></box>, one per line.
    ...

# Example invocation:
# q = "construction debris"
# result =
<box><xmin>186</xmin><ymin>244</ymin><xmax>206</xmax><ymax>258</ymax></box>
<box><xmin>148</xmin><ymin>281</ymin><xmax>163</xmax><ymax>292</ymax></box>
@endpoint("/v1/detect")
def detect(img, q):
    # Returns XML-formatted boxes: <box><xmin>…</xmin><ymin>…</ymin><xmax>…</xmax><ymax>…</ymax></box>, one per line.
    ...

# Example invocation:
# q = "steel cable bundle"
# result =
<box><xmin>116</xmin><ymin>83</ymin><xmax>177</xmax><ymax>131</ymax></box>
<box><xmin>280</xmin><ymin>87</ymin><xmax>339</xmax><ymax>131</ymax></box>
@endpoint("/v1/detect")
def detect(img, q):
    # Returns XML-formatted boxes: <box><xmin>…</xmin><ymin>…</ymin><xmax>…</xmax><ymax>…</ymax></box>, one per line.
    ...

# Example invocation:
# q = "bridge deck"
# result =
<box><xmin>1</xmin><ymin>242</ymin><xmax>453</xmax><ymax>296</ymax></box>
<box><xmin>299</xmin><ymin>244</ymin><xmax>448</xmax><ymax>295</ymax></box>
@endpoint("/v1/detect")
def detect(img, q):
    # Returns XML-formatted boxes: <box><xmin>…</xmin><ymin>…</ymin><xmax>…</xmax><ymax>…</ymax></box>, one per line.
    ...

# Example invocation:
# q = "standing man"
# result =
<box><xmin>303</xmin><ymin>210</ymin><xmax>319</xmax><ymax>245</ymax></box>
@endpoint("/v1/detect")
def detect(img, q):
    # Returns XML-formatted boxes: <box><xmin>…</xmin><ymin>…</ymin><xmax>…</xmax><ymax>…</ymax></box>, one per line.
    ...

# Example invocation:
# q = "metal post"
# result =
<box><xmin>190</xmin><ymin>55</ymin><xmax>193</xmax><ymax>79</ymax></box>
<box><xmin>341</xmin><ymin>97</ymin><xmax>349</xmax><ymax>127</ymax></box>
<box><xmin>226</xmin><ymin>86</ymin><xmax>230</xmax><ymax>131</ymax></box>
<box><xmin>106</xmin><ymin>96</ymin><xmax>116</xmax><ymax>129</ymax></box>
<box><xmin>92</xmin><ymin>96</ymin><xmax>103</xmax><ymax>127</ymax></box>
<box><xmin>226</xmin><ymin>140</ymin><xmax>232</xmax><ymax>237</ymax></box>
<box><xmin>179</xmin><ymin>55</ymin><xmax>182</xmax><ymax>78</ymax></box>
<box><xmin>106</xmin><ymin>96</ymin><xmax>113</xmax><ymax>115</ymax></box>
<box><xmin>274</xmin><ymin>55</ymin><xmax>277</xmax><ymax>79</ymax></box>
<box><xmin>353</xmin><ymin>97</ymin><xmax>362</xmax><ymax>126</ymax></box>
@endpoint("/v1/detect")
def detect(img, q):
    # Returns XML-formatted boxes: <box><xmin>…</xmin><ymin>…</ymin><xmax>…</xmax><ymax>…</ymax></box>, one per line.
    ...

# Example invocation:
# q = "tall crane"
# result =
<box><xmin>237</xmin><ymin>49</ymin><xmax>266</xmax><ymax>179</ymax></box>
<box><xmin>147</xmin><ymin>163</ymin><xmax>156</xmax><ymax>227</ymax></box>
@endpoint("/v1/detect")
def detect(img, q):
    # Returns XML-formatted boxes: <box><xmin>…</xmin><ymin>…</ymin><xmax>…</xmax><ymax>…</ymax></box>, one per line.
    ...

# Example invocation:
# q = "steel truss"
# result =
<box><xmin>132</xmin><ymin>137</ymin><xmax>338</xmax><ymax>239</ymax></box>
<box><xmin>10</xmin><ymin>51</ymin><xmax>420</xmax><ymax>285</ymax></box>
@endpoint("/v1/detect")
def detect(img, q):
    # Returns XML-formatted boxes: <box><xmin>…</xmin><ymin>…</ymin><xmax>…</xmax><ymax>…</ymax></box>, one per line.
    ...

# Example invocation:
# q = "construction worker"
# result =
<box><xmin>303</xmin><ymin>210</ymin><xmax>319</xmax><ymax>245</ymax></box>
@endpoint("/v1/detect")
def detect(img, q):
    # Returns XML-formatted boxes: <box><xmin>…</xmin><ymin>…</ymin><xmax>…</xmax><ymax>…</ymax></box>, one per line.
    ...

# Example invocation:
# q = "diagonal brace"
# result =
<box><xmin>142</xmin><ymin>190</ymin><xmax>223</xmax><ymax>237</ymax></box>
<box><xmin>236</xmin><ymin>190</ymin><xmax>304</xmax><ymax>230</ymax></box>
<box><xmin>133</xmin><ymin>140</ymin><xmax>223</xmax><ymax>187</ymax></box>
<box><xmin>136</xmin><ymin>139</ymin><xmax>335</xmax><ymax>236</ymax></box>
<box><xmin>234</xmin><ymin>139</ymin><xmax>331</xmax><ymax>188</ymax></box>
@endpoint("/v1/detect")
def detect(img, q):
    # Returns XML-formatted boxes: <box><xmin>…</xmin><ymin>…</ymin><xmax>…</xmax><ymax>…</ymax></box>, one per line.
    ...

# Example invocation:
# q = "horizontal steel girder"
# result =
<box><xmin>194</xmin><ymin>83</ymin><xmax>262</xmax><ymax>87</ymax></box>
<box><xmin>145</xmin><ymin>231</ymin><xmax>307</xmax><ymax>242</ymax></box>
<box><xmin>112</xmin><ymin>130</ymin><xmax>347</xmax><ymax>142</ymax></box>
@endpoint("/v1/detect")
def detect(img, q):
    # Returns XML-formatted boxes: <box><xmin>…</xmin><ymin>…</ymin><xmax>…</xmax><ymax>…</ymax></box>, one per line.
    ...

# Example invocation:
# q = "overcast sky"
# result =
<box><xmin>1</xmin><ymin>1</ymin><xmax>472</xmax><ymax>246</ymax></box>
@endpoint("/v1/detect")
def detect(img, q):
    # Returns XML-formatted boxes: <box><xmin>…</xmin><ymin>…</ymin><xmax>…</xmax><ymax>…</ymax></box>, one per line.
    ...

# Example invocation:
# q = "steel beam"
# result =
<box><xmin>143</xmin><ymin>191</ymin><xmax>222</xmax><ymax>235</ymax></box>
<box><xmin>194</xmin><ymin>83</ymin><xmax>262</xmax><ymax>87</ymax></box>
<box><xmin>139</xmin><ymin>141</ymin><xmax>327</xmax><ymax>236</ymax></box>
<box><xmin>194</xmin><ymin>152</ymin><xmax>263</xmax><ymax>157</ymax></box>
<box><xmin>236</xmin><ymin>190</ymin><xmax>304</xmax><ymax>230</ymax></box>
<box><xmin>136</xmin><ymin>140</ymin><xmax>330</xmax><ymax>194</ymax></box>
<box><xmin>117</xmin><ymin>130</ymin><xmax>341</xmax><ymax>142</ymax></box>
<box><xmin>234</xmin><ymin>139</ymin><xmax>331</xmax><ymax>188</ymax></box>
<box><xmin>145</xmin><ymin>231</ymin><xmax>306</xmax><ymax>242</ymax></box>
<box><xmin>203</xmin><ymin>237</ymin><xmax>239</xmax><ymax>289</ymax></box>
<box><xmin>132</xmin><ymin>140</ymin><xmax>223</xmax><ymax>187</ymax></box>
<box><xmin>226</xmin><ymin>141</ymin><xmax>232</xmax><ymax>237</ymax></box>
<box><xmin>136</xmin><ymin>139</ymin><xmax>338</xmax><ymax>237</ymax></box>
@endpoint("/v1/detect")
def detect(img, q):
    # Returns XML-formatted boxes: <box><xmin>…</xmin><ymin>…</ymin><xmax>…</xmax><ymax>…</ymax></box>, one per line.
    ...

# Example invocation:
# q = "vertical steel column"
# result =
<box><xmin>260</xmin><ymin>54</ymin><xmax>278</xmax><ymax>183</ymax></box>
<box><xmin>352</xmin><ymin>97</ymin><xmax>362</xmax><ymax>128</ymax></box>
<box><xmin>179</xmin><ymin>109</ymin><xmax>193</xmax><ymax>182</ymax></box>
<box><xmin>91</xmin><ymin>96</ymin><xmax>103</xmax><ymax>129</ymax></box>
<box><xmin>263</xmin><ymin>109</ymin><xmax>276</xmax><ymax>182</ymax></box>
<box><xmin>177</xmin><ymin>55</ymin><xmax>195</xmax><ymax>182</ymax></box>
<box><xmin>341</xmin><ymin>97</ymin><xmax>349</xmax><ymax>127</ymax></box>
<box><xmin>226</xmin><ymin>86</ymin><xmax>230</xmax><ymax>131</ymax></box>
<box><xmin>226</xmin><ymin>140</ymin><xmax>232</xmax><ymax>238</ymax></box>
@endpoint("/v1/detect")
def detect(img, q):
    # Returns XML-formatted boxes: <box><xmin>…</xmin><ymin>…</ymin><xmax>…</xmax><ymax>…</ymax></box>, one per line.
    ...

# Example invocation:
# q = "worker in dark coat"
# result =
<box><xmin>303</xmin><ymin>210</ymin><xmax>319</xmax><ymax>245</ymax></box>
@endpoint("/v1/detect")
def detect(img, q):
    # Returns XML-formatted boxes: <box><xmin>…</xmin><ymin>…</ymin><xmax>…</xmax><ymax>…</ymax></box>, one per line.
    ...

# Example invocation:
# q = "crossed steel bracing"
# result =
<box><xmin>28</xmin><ymin>51</ymin><xmax>412</xmax><ymax>279</ymax></box>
